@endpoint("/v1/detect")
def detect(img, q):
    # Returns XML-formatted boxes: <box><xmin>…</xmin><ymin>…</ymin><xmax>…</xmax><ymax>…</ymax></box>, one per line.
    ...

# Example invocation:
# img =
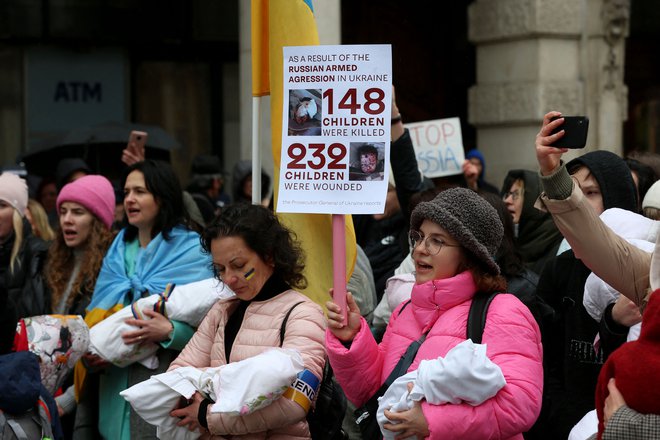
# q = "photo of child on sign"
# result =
<box><xmin>348</xmin><ymin>142</ymin><xmax>385</xmax><ymax>181</ymax></box>
<box><xmin>288</xmin><ymin>89</ymin><xmax>322</xmax><ymax>136</ymax></box>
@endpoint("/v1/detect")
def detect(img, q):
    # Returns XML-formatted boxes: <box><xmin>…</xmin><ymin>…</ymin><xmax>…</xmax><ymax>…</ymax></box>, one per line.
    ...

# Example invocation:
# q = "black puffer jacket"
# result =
<box><xmin>0</xmin><ymin>226</ymin><xmax>50</xmax><ymax>319</ymax></box>
<box><xmin>528</xmin><ymin>152</ymin><xmax>639</xmax><ymax>440</ymax></box>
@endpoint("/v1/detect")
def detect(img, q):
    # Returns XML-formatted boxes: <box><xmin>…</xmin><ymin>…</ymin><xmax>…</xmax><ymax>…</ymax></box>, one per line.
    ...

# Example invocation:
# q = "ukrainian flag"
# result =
<box><xmin>251</xmin><ymin>0</ymin><xmax>356</xmax><ymax>306</ymax></box>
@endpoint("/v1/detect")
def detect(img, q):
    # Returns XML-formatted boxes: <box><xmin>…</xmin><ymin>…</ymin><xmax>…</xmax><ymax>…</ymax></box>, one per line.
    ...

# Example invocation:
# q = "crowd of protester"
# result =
<box><xmin>1</xmin><ymin>99</ymin><xmax>659</xmax><ymax>440</ymax></box>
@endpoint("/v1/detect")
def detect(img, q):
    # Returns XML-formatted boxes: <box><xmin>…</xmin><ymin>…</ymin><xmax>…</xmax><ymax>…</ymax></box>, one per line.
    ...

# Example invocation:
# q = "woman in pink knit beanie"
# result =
<box><xmin>43</xmin><ymin>174</ymin><xmax>117</xmax><ymax>423</ymax></box>
<box><xmin>45</xmin><ymin>174</ymin><xmax>116</xmax><ymax>316</ymax></box>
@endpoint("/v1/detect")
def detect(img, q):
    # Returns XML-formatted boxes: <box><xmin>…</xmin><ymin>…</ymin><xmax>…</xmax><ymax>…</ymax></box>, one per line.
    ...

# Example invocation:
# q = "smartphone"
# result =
<box><xmin>549</xmin><ymin>116</ymin><xmax>589</xmax><ymax>149</ymax></box>
<box><xmin>128</xmin><ymin>130</ymin><xmax>148</xmax><ymax>154</ymax></box>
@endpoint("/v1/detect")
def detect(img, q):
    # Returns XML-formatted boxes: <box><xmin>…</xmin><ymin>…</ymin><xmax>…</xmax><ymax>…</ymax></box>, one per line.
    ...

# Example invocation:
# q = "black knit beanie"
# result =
<box><xmin>567</xmin><ymin>150</ymin><xmax>638</xmax><ymax>212</ymax></box>
<box><xmin>410</xmin><ymin>187</ymin><xmax>503</xmax><ymax>275</ymax></box>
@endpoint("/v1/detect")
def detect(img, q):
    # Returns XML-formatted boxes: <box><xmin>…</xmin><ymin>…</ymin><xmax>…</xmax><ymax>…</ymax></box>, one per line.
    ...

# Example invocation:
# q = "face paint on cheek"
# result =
<box><xmin>244</xmin><ymin>268</ymin><xmax>255</xmax><ymax>280</ymax></box>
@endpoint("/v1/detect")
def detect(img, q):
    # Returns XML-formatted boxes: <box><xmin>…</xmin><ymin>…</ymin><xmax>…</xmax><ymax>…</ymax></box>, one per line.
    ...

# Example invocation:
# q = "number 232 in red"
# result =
<box><xmin>287</xmin><ymin>143</ymin><xmax>346</xmax><ymax>170</ymax></box>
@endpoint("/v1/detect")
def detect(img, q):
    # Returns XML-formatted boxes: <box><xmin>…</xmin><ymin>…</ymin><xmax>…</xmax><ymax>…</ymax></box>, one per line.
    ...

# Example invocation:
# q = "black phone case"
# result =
<box><xmin>550</xmin><ymin>116</ymin><xmax>589</xmax><ymax>149</ymax></box>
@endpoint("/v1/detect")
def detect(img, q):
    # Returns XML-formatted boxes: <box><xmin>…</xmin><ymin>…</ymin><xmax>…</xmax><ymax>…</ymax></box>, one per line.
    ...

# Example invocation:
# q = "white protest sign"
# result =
<box><xmin>404</xmin><ymin>117</ymin><xmax>465</xmax><ymax>178</ymax></box>
<box><xmin>277</xmin><ymin>44</ymin><xmax>392</xmax><ymax>214</ymax></box>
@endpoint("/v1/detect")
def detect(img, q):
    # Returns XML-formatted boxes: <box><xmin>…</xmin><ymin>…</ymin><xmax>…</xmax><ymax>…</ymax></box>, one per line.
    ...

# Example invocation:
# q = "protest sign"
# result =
<box><xmin>404</xmin><ymin>117</ymin><xmax>465</xmax><ymax>178</ymax></box>
<box><xmin>277</xmin><ymin>44</ymin><xmax>392</xmax><ymax>214</ymax></box>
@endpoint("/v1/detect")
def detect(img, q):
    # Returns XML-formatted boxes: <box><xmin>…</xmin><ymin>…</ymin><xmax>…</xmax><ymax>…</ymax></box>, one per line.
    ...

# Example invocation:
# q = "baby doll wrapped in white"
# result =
<box><xmin>568</xmin><ymin>409</ymin><xmax>599</xmax><ymax>440</ymax></box>
<box><xmin>376</xmin><ymin>339</ymin><xmax>506</xmax><ymax>440</ymax></box>
<box><xmin>120</xmin><ymin>348</ymin><xmax>304</xmax><ymax>440</ymax></box>
<box><xmin>89</xmin><ymin>278</ymin><xmax>233</xmax><ymax>368</ymax></box>
<box><xmin>582</xmin><ymin>208</ymin><xmax>658</xmax><ymax>344</ymax></box>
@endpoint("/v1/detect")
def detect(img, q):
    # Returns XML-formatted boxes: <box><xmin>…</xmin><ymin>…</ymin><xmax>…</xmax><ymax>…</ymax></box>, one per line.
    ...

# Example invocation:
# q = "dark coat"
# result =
<box><xmin>502</xmin><ymin>169</ymin><xmax>563</xmax><ymax>274</ymax></box>
<box><xmin>506</xmin><ymin>267</ymin><xmax>540</xmax><ymax>309</ymax></box>
<box><xmin>231</xmin><ymin>160</ymin><xmax>271</xmax><ymax>204</ymax></box>
<box><xmin>0</xmin><ymin>351</ymin><xmax>63</xmax><ymax>440</ymax></box>
<box><xmin>0</xmin><ymin>351</ymin><xmax>41</xmax><ymax>413</ymax></box>
<box><xmin>1</xmin><ymin>227</ymin><xmax>50</xmax><ymax>319</ymax></box>
<box><xmin>465</xmin><ymin>149</ymin><xmax>500</xmax><ymax>195</ymax></box>
<box><xmin>527</xmin><ymin>152</ymin><xmax>639</xmax><ymax>440</ymax></box>
<box><xmin>530</xmin><ymin>250</ymin><xmax>602</xmax><ymax>440</ymax></box>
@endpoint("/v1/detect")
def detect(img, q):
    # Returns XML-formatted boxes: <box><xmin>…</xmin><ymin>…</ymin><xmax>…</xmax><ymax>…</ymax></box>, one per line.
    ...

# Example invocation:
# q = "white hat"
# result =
<box><xmin>643</xmin><ymin>180</ymin><xmax>660</xmax><ymax>210</ymax></box>
<box><xmin>0</xmin><ymin>172</ymin><xmax>28</xmax><ymax>217</ymax></box>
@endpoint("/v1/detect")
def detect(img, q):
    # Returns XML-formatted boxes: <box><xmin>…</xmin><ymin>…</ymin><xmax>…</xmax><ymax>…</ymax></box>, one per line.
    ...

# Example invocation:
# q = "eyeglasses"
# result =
<box><xmin>503</xmin><ymin>189</ymin><xmax>522</xmax><ymax>201</ymax></box>
<box><xmin>408</xmin><ymin>230</ymin><xmax>460</xmax><ymax>256</ymax></box>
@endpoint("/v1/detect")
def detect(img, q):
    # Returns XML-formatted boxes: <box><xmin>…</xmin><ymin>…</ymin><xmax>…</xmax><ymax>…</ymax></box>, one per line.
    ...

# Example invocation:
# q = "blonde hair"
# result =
<box><xmin>9</xmin><ymin>209</ymin><xmax>23</xmax><ymax>273</ymax></box>
<box><xmin>27</xmin><ymin>199</ymin><xmax>56</xmax><ymax>241</ymax></box>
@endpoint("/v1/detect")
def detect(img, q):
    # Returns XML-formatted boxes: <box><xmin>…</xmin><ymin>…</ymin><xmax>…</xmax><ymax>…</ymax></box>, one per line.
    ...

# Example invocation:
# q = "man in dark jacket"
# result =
<box><xmin>231</xmin><ymin>160</ymin><xmax>271</xmax><ymax>206</ymax></box>
<box><xmin>463</xmin><ymin>149</ymin><xmax>500</xmax><ymax>194</ymax></box>
<box><xmin>529</xmin><ymin>150</ymin><xmax>638</xmax><ymax>440</ymax></box>
<box><xmin>186</xmin><ymin>154</ymin><xmax>230</xmax><ymax>224</ymax></box>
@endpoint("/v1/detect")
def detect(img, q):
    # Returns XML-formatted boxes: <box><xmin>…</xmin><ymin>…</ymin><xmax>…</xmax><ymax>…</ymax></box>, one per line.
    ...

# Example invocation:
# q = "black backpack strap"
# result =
<box><xmin>467</xmin><ymin>291</ymin><xmax>500</xmax><ymax>344</ymax></box>
<box><xmin>364</xmin><ymin>329</ymin><xmax>427</xmax><ymax>407</ymax></box>
<box><xmin>279</xmin><ymin>301</ymin><xmax>305</xmax><ymax>347</ymax></box>
<box><xmin>382</xmin><ymin>332</ymin><xmax>427</xmax><ymax>386</ymax></box>
<box><xmin>359</xmin><ymin>298</ymin><xmax>416</xmax><ymax>399</ymax></box>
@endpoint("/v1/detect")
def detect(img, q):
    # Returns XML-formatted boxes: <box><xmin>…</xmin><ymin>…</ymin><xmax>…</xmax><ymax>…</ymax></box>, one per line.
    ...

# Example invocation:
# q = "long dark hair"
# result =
<box><xmin>201</xmin><ymin>203</ymin><xmax>307</xmax><ymax>289</ymax></box>
<box><xmin>121</xmin><ymin>160</ymin><xmax>189</xmax><ymax>242</ymax></box>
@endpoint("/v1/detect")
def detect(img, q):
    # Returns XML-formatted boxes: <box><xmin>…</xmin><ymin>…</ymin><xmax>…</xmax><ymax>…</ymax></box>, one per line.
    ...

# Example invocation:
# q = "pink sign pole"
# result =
<box><xmin>332</xmin><ymin>213</ymin><xmax>348</xmax><ymax>325</ymax></box>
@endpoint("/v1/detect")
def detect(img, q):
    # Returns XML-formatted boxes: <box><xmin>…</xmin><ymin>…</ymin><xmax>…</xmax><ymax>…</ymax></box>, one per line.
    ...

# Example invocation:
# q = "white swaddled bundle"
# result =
<box><xmin>89</xmin><ymin>277</ymin><xmax>233</xmax><ymax>368</ymax></box>
<box><xmin>582</xmin><ymin>208</ymin><xmax>657</xmax><ymax>343</ymax></box>
<box><xmin>568</xmin><ymin>409</ymin><xmax>598</xmax><ymax>440</ymax></box>
<box><xmin>120</xmin><ymin>348</ymin><xmax>304</xmax><ymax>440</ymax></box>
<box><xmin>376</xmin><ymin>339</ymin><xmax>506</xmax><ymax>440</ymax></box>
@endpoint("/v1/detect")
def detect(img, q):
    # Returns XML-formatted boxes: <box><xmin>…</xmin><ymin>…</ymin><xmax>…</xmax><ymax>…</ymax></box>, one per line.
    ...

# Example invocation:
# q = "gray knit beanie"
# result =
<box><xmin>410</xmin><ymin>187</ymin><xmax>503</xmax><ymax>275</ymax></box>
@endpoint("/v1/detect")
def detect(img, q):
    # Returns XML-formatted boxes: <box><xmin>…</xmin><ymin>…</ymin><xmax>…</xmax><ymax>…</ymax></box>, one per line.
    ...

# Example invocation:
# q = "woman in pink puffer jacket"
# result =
<box><xmin>327</xmin><ymin>188</ymin><xmax>543</xmax><ymax>440</ymax></box>
<box><xmin>168</xmin><ymin>204</ymin><xmax>326</xmax><ymax>439</ymax></box>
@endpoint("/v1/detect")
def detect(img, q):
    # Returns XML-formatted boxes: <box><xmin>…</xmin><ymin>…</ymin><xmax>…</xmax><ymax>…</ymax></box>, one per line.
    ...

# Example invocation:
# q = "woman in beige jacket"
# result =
<box><xmin>168</xmin><ymin>203</ymin><xmax>326</xmax><ymax>439</ymax></box>
<box><xmin>534</xmin><ymin>110</ymin><xmax>653</xmax><ymax>309</ymax></box>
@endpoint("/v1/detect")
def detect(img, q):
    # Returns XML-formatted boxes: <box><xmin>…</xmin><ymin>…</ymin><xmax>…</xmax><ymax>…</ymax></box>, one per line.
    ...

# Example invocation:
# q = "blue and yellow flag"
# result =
<box><xmin>251</xmin><ymin>0</ymin><xmax>356</xmax><ymax>305</ymax></box>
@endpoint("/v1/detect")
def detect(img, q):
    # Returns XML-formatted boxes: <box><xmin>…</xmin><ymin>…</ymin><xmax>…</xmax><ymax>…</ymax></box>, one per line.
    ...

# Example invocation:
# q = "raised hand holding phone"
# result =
<box><xmin>122</xmin><ymin>130</ymin><xmax>148</xmax><ymax>166</ymax></box>
<box><xmin>536</xmin><ymin>111</ymin><xmax>569</xmax><ymax>176</ymax></box>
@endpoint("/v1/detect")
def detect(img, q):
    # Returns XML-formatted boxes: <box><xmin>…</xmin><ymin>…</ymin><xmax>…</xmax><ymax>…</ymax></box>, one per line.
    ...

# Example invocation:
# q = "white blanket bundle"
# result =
<box><xmin>377</xmin><ymin>340</ymin><xmax>506</xmax><ymax>440</ymax></box>
<box><xmin>89</xmin><ymin>278</ymin><xmax>233</xmax><ymax>368</ymax></box>
<box><xmin>121</xmin><ymin>348</ymin><xmax>304</xmax><ymax>440</ymax></box>
<box><xmin>582</xmin><ymin>208</ymin><xmax>657</xmax><ymax>343</ymax></box>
